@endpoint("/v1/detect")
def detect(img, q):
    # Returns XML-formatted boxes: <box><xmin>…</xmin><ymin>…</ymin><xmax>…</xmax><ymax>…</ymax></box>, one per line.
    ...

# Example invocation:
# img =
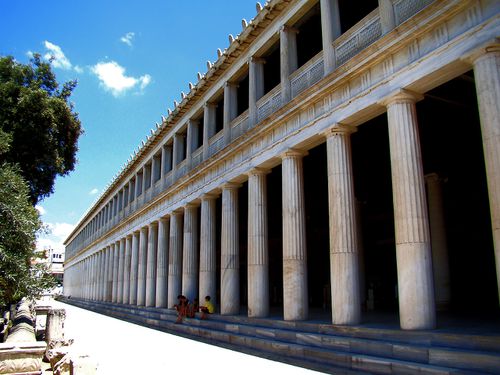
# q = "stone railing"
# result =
<box><xmin>176</xmin><ymin>159</ymin><xmax>188</xmax><ymax>179</ymax></box>
<box><xmin>231</xmin><ymin>110</ymin><xmax>249</xmax><ymax>140</ymax></box>
<box><xmin>334</xmin><ymin>9</ymin><xmax>382</xmax><ymax>66</ymax></box>
<box><xmin>291</xmin><ymin>51</ymin><xmax>325</xmax><ymax>98</ymax></box>
<box><xmin>257</xmin><ymin>85</ymin><xmax>282</xmax><ymax>123</ymax></box>
<box><xmin>208</xmin><ymin>131</ymin><xmax>225</xmax><ymax>157</ymax></box>
<box><xmin>394</xmin><ymin>0</ymin><xmax>434</xmax><ymax>25</ymax></box>
<box><xmin>191</xmin><ymin>147</ymin><xmax>203</xmax><ymax>169</ymax></box>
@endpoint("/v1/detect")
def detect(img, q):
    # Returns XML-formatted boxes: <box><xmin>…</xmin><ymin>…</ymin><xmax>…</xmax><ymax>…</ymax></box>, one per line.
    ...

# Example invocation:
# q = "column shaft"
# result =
<box><xmin>123</xmin><ymin>236</ymin><xmax>132</xmax><ymax>304</ymax></box>
<box><xmin>320</xmin><ymin>0</ymin><xmax>341</xmax><ymax>75</ymax></box>
<box><xmin>182</xmin><ymin>205</ymin><xmax>199</xmax><ymax>302</ymax></box>
<box><xmin>129</xmin><ymin>232</ymin><xmax>140</xmax><ymax>305</ymax></box>
<box><xmin>221</xmin><ymin>184</ymin><xmax>241</xmax><ymax>315</ymax></box>
<box><xmin>472</xmin><ymin>47</ymin><xmax>500</xmax><ymax>302</ymax></box>
<box><xmin>325</xmin><ymin>126</ymin><xmax>361</xmax><ymax>325</ymax></box>
<box><xmin>146</xmin><ymin>223</ymin><xmax>158</xmax><ymax>307</ymax></box>
<box><xmin>282</xmin><ymin>150</ymin><xmax>308</xmax><ymax>321</ymax></box>
<box><xmin>117</xmin><ymin>238</ymin><xmax>126</xmax><ymax>303</ymax></box>
<box><xmin>112</xmin><ymin>242</ymin><xmax>120</xmax><ymax>303</ymax></box>
<box><xmin>249</xmin><ymin>57</ymin><xmax>265</xmax><ymax>128</ymax></box>
<box><xmin>168</xmin><ymin>211</ymin><xmax>183</xmax><ymax>308</ymax></box>
<box><xmin>200</xmin><ymin>196</ymin><xmax>217</xmax><ymax>305</ymax></box>
<box><xmin>386</xmin><ymin>90</ymin><xmax>435</xmax><ymax>330</ymax></box>
<box><xmin>137</xmin><ymin>227</ymin><xmax>148</xmax><ymax>306</ymax></box>
<box><xmin>280</xmin><ymin>26</ymin><xmax>298</xmax><ymax>103</ymax></box>
<box><xmin>156</xmin><ymin>217</ymin><xmax>170</xmax><ymax>307</ymax></box>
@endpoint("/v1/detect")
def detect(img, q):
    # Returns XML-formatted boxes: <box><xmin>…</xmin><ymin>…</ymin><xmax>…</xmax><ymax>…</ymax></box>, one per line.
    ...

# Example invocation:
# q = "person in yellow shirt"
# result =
<box><xmin>199</xmin><ymin>295</ymin><xmax>215</xmax><ymax>319</ymax></box>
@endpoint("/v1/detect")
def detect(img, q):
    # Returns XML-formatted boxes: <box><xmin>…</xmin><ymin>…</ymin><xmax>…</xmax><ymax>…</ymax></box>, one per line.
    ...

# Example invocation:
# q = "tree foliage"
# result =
<box><xmin>0</xmin><ymin>54</ymin><xmax>82</xmax><ymax>204</ymax></box>
<box><xmin>0</xmin><ymin>129</ymin><xmax>55</xmax><ymax>307</ymax></box>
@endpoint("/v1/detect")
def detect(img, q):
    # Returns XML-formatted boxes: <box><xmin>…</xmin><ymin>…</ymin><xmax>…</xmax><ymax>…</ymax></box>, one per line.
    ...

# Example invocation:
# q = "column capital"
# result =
<box><xmin>201</xmin><ymin>192</ymin><xmax>219</xmax><ymax>201</ymax></box>
<box><xmin>159</xmin><ymin>216</ymin><xmax>170</xmax><ymax>224</ymax></box>
<box><xmin>204</xmin><ymin>101</ymin><xmax>218</xmax><ymax>109</ymax></box>
<box><xmin>280</xmin><ymin>148</ymin><xmax>308</xmax><ymax>160</ymax></box>
<box><xmin>184</xmin><ymin>201</ymin><xmax>200</xmax><ymax>209</ymax></box>
<box><xmin>148</xmin><ymin>221</ymin><xmax>159</xmax><ymax>228</ymax></box>
<box><xmin>323</xmin><ymin>124</ymin><xmax>357</xmax><ymax>138</ymax></box>
<box><xmin>222</xmin><ymin>182</ymin><xmax>242</xmax><ymax>190</ymax></box>
<box><xmin>247</xmin><ymin>167</ymin><xmax>270</xmax><ymax>177</ymax></box>
<box><xmin>463</xmin><ymin>39</ymin><xmax>500</xmax><ymax>64</ymax></box>
<box><xmin>379</xmin><ymin>89</ymin><xmax>424</xmax><ymax>107</ymax></box>
<box><xmin>250</xmin><ymin>56</ymin><xmax>266</xmax><ymax>65</ymax></box>
<box><xmin>280</xmin><ymin>25</ymin><xmax>299</xmax><ymax>34</ymax></box>
<box><xmin>225</xmin><ymin>81</ymin><xmax>239</xmax><ymax>89</ymax></box>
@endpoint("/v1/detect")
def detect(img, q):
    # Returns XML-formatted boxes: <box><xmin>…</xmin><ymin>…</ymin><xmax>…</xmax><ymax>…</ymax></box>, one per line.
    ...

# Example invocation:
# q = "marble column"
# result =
<box><xmin>325</xmin><ymin>125</ymin><xmax>361</xmax><ymax>325</ymax></box>
<box><xmin>168</xmin><ymin>210</ymin><xmax>184</xmax><ymax>308</ymax></box>
<box><xmin>320</xmin><ymin>0</ymin><xmax>341</xmax><ymax>75</ymax></box>
<box><xmin>385</xmin><ymin>89</ymin><xmax>435</xmax><ymax>330</ymax></box>
<box><xmin>137</xmin><ymin>226</ymin><xmax>149</xmax><ymax>306</ymax></box>
<box><xmin>471</xmin><ymin>45</ymin><xmax>500</xmax><ymax>302</ymax></box>
<box><xmin>221</xmin><ymin>183</ymin><xmax>241</xmax><ymax>315</ymax></box>
<box><xmin>123</xmin><ymin>235</ymin><xmax>132</xmax><ymax>304</ymax></box>
<box><xmin>223</xmin><ymin>83</ymin><xmax>238</xmax><ymax>145</ymax></box>
<box><xmin>117</xmin><ymin>238</ymin><xmax>126</xmax><ymax>303</ymax></box>
<box><xmin>129</xmin><ymin>231</ymin><xmax>140</xmax><ymax>305</ymax></box>
<box><xmin>247</xmin><ymin>168</ymin><xmax>270</xmax><ymax>318</ymax></box>
<box><xmin>425</xmin><ymin>173</ymin><xmax>451</xmax><ymax>311</ymax></box>
<box><xmin>100</xmin><ymin>249</ymin><xmax>107</xmax><ymax>301</ymax></box>
<box><xmin>156</xmin><ymin>217</ymin><xmax>170</xmax><ymax>307</ymax></box>
<box><xmin>112</xmin><ymin>241</ymin><xmax>120</xmax><ymax>303</ymax></box>
<box><xmin>200</xmin><ymin>194</ymin><xmax>218</xmax><ymax>305</ymax></box>
<box><xmin>282</xmin><ymin>149</ymin><xmax>309</xmax><ymax>321</ymax></box>
<box><xmin>379</xmin><ymin>0</ymin><xmax>396</xmax><ymax>35</ymax></box>
<box><xmin>95</xmin><ymin>252</ymin><xmax>101</xmax><ymax>301</ymax></box>
<box><xmin>280</xmin><ymin>25</ymin><xmax>298</xmax><ymax>103</ymax></box>
<box><xmin>107</xmin><ymin>244</ymin><xmax>114</xmax><ymax>301</ymax></box>
<box><xmin>186</xmin><ymin>120</ymin><xmax>196</xmax><ymax>169</ymax></box>
<box><xmin>249</xmin><ymin>57</ymin><xmax>265</xmax><ymax>128</ymax></box>
<box><xmin>146</xmin><ymin>222</ymin><xmax>158</xmax><ymax>307</ymax></box>
<box><xmin>182</xmin><ymin>204</ymin><xmax>199</xmax><ymax>302</ymax></box>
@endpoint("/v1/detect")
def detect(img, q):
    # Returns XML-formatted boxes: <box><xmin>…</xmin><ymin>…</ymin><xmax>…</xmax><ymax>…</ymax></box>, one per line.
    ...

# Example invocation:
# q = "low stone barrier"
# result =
<box><xmin>0</xmin><ymin>299</ymin><xmax>46</xmax><ymax>375</ymax></box>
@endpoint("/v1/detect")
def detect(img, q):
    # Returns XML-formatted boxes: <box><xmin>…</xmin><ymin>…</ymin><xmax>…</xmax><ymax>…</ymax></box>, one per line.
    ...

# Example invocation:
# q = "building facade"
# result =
<box><xmin>64</xmin><ymin>0</ymin><xmax>500</xmax><ymax>330</ymax></box>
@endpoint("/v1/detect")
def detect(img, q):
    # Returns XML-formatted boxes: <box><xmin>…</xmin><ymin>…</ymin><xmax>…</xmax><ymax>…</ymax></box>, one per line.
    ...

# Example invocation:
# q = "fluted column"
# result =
<box><xmin>156</xmin><ymin>217</ymin><xmax>170</xmax><ymax>307</ymax></box>
<box><xmin>425</xmin><ymin>173</ymin><xmax>451</xmax><ymax>311</ymax></box>
<box><xmin>168</xmin><ymin>210</ymin><xmax>184</xmax><ymax>308</ymax></box>
<box><xmin>247</xmin><ymin>168</ymin><xmax>270</xmax><ymax>317</ymax></box>
<box><xmin>146</xmin><ymin>222</ymin><xmax>158</xmax><ymax>307</ymax></box>
<box><xmin>325</xmin><ymin>125</ymin><xmax>361</xmax><ymax>325</ymax></box>
<box><xmin>203</xmin><ymin>103</ymin><xmax>217</xmax><ymax>159</ymax></box>
<box><xmin>280</xmin><ymin>26</ymin><xmax>298</xmax><ymax>103</ymax></box>
<box><xmin>129</xmin><ymin>232</ymin><xmax>140</xmax><ymax>305</ymax></box>
<box><xmin>282</xmin><ymin>149</ymin><xmax>308</xmax><ymax>321</ymax></box>
<box><xmin>200</xmin><ymin>194</ymin><xmax>218</xmax><ymax>305</ymax></box>
<box><xmin>471</xmin><ymin>45</ymin><xmax>500</xmax><ymax>302</ymax></box>
<box><xmin>102</xmin><ymin>247</ymin><xmax>109</xmax><ymax>301</ymax></box>
<box><xmin>385</xmin><ymin>89</ymin><xmax>435</xmax><ymax>330</ymax></box>
<box><xmin>221</xmin><ymin>183</ymin><xmax>241</xmax><ymax>315</ymax></box>
<box><xmin>100</xmin><ymin>249</ymin><xmax>107</xmax><ymax>301</ymax></box>
<box><xmin>249</xmin><ymin>57</ymin><xmax>265</xmax><ymax>128</ymax></box>
<box><xmin>182</xmin><ymin>204</ymin><xmax>199</xmax><ymax>302</ymax></box>
<box><xmin>137</xmin><ymin>226</ymin><xmax>148</xmax><ymax>306</ymax></box>
<box><xmin>117</xmin><ymin>238</ymin><xmax>126</xmax><ymax>303</ymax></box>
<box><xmin>95</xmin><ymin>251</ymin><xmax>102</xmax><ymax>301</ymax></box>
<box><xmin>107</xmin><ymin>245</ymin><xmax>114</xmax><ymax>301</ymax></box>
<box><xmin>320</xmin><ymin>0</ymin><xmax>341</xmax><ymax>75</ymax></box>
<box><xmin>123</xmin><ymin>235</ymin><xmax>132</xmax><ymax>304</ymax></box>
<box><xmin>112</xmin><ymin>241</ymin><xmax>120</xmax><ymax>303</ymax></box>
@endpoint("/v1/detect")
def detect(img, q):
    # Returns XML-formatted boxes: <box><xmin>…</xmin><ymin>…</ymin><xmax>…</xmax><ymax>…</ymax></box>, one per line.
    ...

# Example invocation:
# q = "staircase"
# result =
<box><xmin>59</xmin><ymin>298</ymin><xmax>500</xmax><ymax>374</ymax></box>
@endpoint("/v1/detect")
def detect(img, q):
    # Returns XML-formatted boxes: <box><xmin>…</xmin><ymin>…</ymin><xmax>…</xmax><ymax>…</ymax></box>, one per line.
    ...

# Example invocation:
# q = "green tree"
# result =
<box><xmin>0</xmin><ymin>129</ymin><xmax>55</xmax><ymax>307</ymax></box>
<box><xmin>0</xmin><ymin>54</ymin><xmax>82</xmax><ymax>204</ymax></box>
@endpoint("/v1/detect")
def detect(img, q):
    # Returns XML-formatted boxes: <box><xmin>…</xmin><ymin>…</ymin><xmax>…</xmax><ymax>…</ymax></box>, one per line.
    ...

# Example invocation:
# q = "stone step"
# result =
<box><xmin>61</xmin><ymin>298</ymin><xmax>500</xmax><ymax>374</ymax></box>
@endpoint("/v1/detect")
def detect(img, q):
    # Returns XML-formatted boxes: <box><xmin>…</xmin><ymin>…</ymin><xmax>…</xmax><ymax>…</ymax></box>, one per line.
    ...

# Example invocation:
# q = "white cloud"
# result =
<box><xmin>91</xmin><ymin>61</ymin><xmax>151</xmax><ymax>96</ymax></box>
<box><xmin>37</xmin><ymin>222</ymin><xmax>76</xmax><ymax>253</ymax></box>
<box><xmin>120</xmin><ymin>32</ymin><xmax>135</xmax><ymax>47</ymax></box>
<box><xmin>35</xmin><ymin>205</ymin><xmax>46</xmax><ymax>215</ymax></box>
<box><xmin>43</xmin><ymin>41</ymin><xmax>72</xmax><ymax>70</ymax></box>
<box><xmin>89</xmin><ymin>188</ymin><xmax>99</xmax><ymax>195</ymax></box>
<box><xmin>74</xmin><ymin>65</ymin><xmax>84</xmax><ymax>74</ymax></box>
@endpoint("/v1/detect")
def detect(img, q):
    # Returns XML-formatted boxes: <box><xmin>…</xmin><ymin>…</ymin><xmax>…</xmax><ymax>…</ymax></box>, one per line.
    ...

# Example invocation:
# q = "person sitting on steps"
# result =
<box><xmin>199</xmin><ymin>295</ymin><xmax>214</xmax><ymax>320</ymax></box>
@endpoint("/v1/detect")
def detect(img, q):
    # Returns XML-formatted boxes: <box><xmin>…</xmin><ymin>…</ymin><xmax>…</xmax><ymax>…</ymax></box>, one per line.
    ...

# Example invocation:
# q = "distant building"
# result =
<box><xmin>64</xmin><ymin>0</ymin><xmax>500</xmax><ymax>331</ymax></box>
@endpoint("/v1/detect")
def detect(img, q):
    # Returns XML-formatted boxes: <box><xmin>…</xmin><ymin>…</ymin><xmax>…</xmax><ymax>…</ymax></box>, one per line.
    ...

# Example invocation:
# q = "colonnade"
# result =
<box><xmin>64</xmin><ymin>29</ymin><xmax>500</xmax><ymax>331</ymax></box>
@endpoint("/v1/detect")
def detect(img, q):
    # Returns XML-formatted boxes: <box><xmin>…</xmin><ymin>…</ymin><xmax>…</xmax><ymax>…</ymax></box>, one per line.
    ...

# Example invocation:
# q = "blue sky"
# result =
<box><xmin>0</xmin><ymin>0</ymin><xmax>257</xmax><ymax>253</ymax></box>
